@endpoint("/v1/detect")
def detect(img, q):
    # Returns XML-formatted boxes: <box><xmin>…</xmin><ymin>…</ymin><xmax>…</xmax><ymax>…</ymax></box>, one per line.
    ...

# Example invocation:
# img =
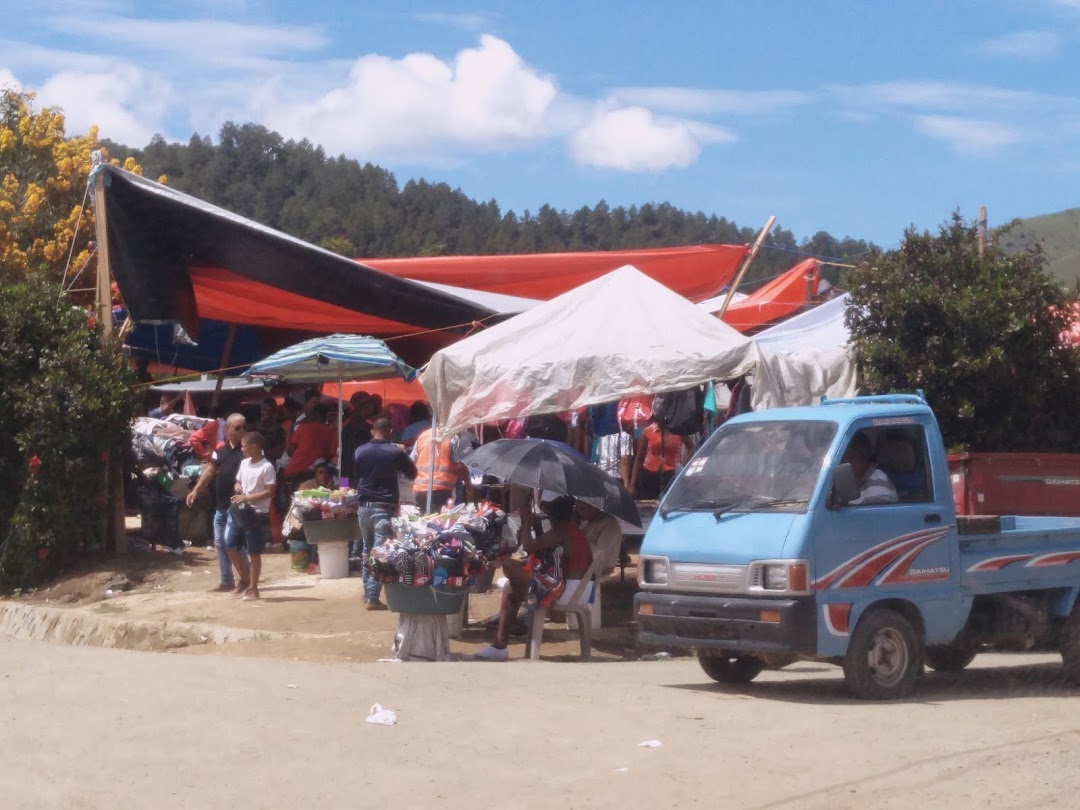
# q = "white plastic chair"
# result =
<box><xmin>526</xmin><ymin>557</ymin><xmax>601</xmax><ymax>661</ymax></box>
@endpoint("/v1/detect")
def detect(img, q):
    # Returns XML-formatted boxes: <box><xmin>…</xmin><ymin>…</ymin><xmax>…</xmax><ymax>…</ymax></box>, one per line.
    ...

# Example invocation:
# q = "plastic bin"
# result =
<box><xmin>384</xmin><ymin>584</ymin><xmax>468</xmax><ymax>615</ymax></box>
<box><xmin>316</xmin><ymin>540</ymin><xmax>350</xmax><ymax>579</ymax></box>
<box><xmin>301</xmin><ymin>517</ymin><xmax>360</xmax><ymax>543</ymax></box>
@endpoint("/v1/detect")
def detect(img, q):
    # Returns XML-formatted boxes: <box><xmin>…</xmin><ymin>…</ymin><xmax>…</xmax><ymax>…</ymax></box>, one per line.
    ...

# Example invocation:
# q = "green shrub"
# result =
<box><xmin>0</xmin><ymin>276</ymin><xmax>137</xmax><ymax>589</ymax></box>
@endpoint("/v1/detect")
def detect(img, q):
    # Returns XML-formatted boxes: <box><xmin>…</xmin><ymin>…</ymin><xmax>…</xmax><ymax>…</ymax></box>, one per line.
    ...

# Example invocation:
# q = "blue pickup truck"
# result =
<box><xmin>635</xmin><ymin>393</ymin><xmax>1080</xmax><ymax>699</ymax></box>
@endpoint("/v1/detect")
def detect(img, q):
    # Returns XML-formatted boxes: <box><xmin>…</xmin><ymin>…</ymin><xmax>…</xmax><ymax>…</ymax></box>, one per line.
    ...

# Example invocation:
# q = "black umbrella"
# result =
<box><xmin>463</xmin><ymin>439</ymin><xmax>641</xmax><ymax>526</ymax></box>
<box><xmin>578</xmin><ymin>478</ymin><xmax>642</xmax><ymax>527</ymax></box>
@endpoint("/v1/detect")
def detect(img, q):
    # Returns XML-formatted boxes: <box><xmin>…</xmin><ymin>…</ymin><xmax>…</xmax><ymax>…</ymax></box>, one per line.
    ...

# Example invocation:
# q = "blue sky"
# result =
<box><xmin>4</xmin><ymin>0</ymin><xmax>1080</xmax><ymax>246</ymax></box>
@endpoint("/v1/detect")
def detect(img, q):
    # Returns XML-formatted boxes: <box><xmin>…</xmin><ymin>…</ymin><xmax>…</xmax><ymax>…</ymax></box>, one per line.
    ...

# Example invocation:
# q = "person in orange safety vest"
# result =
<box><xmin>411</xmin><ymin>427</ymin><xmax>467</xmax><ymax>513</ymax></box>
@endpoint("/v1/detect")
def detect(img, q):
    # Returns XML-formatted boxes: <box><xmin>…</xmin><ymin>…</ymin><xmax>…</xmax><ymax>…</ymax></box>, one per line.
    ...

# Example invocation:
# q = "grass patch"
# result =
<box><xmin>180</xmin><ymin>615</ymin><xmax>212</xmax><ymax>624</ymax></box>
<box><xmin>95</xmin><ymin>602</ymin><xmax>129</xmax><ymax>614</ymax></box>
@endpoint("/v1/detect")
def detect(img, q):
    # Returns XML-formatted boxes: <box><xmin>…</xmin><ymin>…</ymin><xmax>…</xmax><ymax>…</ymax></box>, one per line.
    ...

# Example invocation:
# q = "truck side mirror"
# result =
<box><xmin>830</xmin><ymin>463</ymin><xmax>860</xmax><ymax>507</ymax></box>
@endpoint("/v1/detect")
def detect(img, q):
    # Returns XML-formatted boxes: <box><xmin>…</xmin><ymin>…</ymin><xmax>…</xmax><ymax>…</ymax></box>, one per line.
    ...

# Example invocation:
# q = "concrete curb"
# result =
<box><xmin>0</xmin><ymin>601</ymin><xmax>288</xmax><ymax>651</ymax></box>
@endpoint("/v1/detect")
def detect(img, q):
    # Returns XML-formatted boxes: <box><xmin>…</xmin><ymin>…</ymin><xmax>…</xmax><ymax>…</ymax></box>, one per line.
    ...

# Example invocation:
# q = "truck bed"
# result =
<box><xmin>959</xmin><ymin>515</ymin><xmax>1080</xmax><ymax>594</ymax></box>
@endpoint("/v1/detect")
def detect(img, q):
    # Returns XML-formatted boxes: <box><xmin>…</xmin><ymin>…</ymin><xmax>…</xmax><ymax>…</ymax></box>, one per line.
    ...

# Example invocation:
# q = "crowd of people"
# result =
<box><xmin>141</xmin><ymin>378</ymin><xmax>750</xmax><ymax>654</ymax></box>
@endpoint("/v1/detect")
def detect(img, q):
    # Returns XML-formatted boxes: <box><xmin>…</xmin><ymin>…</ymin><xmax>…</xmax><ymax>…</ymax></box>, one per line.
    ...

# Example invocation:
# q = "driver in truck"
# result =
<box><xmin>841</xmin><ymin>431</ymin><xmax>898</xmax><ymax>505</ymax></box>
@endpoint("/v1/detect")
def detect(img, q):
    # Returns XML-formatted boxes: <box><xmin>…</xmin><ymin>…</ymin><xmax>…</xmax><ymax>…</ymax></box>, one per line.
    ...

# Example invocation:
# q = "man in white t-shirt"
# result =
<box><xmin>595</xmin><ymin>430</ymin><xmax>634</xmax><ymax>487</ymax></box>
<box><xmin>229</xmin><ymin>431</ymin><xmax>277</xmax><ymax>600</ymax></box>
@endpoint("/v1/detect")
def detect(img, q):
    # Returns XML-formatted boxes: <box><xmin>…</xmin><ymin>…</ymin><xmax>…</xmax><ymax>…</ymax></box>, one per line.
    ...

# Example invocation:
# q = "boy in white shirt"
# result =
<box><xmin>230</xmin><ymin>432</ymin><xmax>277</xmax><ymax>600</ymax></box>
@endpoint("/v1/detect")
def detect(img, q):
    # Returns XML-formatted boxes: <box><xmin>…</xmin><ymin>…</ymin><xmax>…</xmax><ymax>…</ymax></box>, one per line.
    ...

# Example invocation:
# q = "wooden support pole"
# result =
<box><xmin>211</xmin><ymin>323</ymin><xmax>238</xmax><ymax>411</ymax></box>
<box><xmin>977</xmin><ymin>205</ymin><xmax>988</xmax><ymax>256</ymax></box>
<box><xmin>93</xmin><ymin>165</ymin><xmax>128</xmax><ymax>553</ymax></box>
<box><xmin>715</xmin><ymin>215</ymin><xmax>777</xmax><ymax>320</ymax></box>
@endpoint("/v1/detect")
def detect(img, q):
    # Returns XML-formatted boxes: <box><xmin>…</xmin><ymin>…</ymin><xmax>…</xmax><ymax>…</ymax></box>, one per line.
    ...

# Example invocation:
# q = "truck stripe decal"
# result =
<box><xmin>823</xmin><ymin>603</ymin><xmax>852</xmax><ymax>636</ymax></box>
<box><xmin>1024</xmin><ymin>551</ymin><xmax>1080</xmax><ymax>568</ymax></box>
<box><xmin>966</xmin><ymin>554</ymin><xmax>1034</xmax><ymax>573</ymax></box>
<box><xmin>814</xmin><ymin>527</ymin><xmax>949</xmax><ymax>590</ymax></box>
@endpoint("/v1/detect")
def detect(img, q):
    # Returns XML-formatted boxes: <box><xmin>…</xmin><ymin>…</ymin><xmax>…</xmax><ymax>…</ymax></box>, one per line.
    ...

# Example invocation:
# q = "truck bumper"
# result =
<box><xmin>635</xmin><ymin>591</ymin><xmax>817</xmax><ymax>655</ymax></box>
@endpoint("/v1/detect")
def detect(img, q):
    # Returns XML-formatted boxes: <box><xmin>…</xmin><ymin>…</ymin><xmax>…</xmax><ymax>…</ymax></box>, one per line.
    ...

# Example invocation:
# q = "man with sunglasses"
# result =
<box><xmin>186</xmin><ymin>414</ymin><xmax>250</xmax><ymax>592</ymax></box>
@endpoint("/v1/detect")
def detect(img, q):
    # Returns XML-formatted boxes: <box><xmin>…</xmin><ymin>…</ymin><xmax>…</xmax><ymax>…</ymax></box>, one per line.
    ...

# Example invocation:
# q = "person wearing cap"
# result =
<box><xmin>476</xmin><ymin>494</ymin><xmax>592</xmax><ymax>661</ymax></box>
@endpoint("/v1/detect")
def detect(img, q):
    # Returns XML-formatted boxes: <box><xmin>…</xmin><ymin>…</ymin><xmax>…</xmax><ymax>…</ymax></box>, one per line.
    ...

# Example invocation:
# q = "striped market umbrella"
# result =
<box><xmin>244</xmin><ymin>335</ymin><xmax>417</xmax><ymax>471</ymax></box>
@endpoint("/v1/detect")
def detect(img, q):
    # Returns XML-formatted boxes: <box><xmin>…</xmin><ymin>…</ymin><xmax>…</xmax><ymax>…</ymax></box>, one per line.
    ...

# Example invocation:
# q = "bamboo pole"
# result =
<box><xmin>714</xmin><ymin>215</ymin><xmax>777</xmax><ymax>320</ymax></box>
<box><xmin>93</xmin><ymin>166</ymin><xmax>128</xmax><ymax>553</ymax></box>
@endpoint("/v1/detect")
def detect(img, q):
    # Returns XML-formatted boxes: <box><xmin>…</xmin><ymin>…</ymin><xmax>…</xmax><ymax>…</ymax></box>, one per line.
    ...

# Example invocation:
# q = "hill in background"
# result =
<box><xmin>997</xmin><ymin>208</ymin><xmax>1080</xmax><ymax>287</ymax></box>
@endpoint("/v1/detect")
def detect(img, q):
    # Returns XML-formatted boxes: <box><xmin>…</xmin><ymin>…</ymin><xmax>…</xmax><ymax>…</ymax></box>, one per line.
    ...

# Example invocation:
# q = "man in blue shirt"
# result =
<box><xmin>352</xmin><ymin>417</ymin><xmax>418</xmax><ymax>609</ymax></box>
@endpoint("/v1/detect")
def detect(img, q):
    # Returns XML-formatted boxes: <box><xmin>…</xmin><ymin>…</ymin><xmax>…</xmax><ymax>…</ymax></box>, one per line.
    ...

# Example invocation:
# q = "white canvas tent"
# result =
<box><xmin>752</xmin><ymin>294</ymin><xmax>856</xmax><ymax>407</ymax></box>
<box><xmin>421</xmin><ymin>266</ymin><xmax>847</xmax><ymax>438</ymax></box>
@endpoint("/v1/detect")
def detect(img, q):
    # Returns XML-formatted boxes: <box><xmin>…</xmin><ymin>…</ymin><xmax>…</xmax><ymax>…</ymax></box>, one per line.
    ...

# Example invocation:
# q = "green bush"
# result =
<box><xmin>0</xmin><ymin>276</ymin><xmax>137</xmax><ymax>589</ymax></box>
<box><xmin>846</xmin><ymin>213</ymin><xmax>1080</xmax><ymax>452</ymax></box>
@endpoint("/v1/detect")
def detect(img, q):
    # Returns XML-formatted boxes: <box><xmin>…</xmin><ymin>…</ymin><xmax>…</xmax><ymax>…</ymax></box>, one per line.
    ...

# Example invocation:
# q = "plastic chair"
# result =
<box><xmin>525</xmin><ymin>558</ymin><xmax>601</xmax><ymax>661</ymax></box>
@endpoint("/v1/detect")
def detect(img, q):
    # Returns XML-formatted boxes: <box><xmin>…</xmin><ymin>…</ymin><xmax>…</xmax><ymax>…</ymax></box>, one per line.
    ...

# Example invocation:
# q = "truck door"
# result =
<box><xmin>810</xmin><ymin>417</ymin><xmax>962</xmax><ymax>656</ymax></box>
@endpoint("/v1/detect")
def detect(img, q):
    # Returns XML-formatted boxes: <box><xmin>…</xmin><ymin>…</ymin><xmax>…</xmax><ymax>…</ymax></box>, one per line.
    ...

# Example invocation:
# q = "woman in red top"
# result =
<box><xmin>282</xmin><ymin>406</ymin><xmax>338</xmax><ymax>481</ymax></box>
<box><xmin>476</xmin><ymin>495</ymin><xmax>592</xmax><ymax>661</ymax></box>
<box><xmin>630</xmin><ymin>419</ymin><xmax>695</xmax><ymax>499</ymax></box>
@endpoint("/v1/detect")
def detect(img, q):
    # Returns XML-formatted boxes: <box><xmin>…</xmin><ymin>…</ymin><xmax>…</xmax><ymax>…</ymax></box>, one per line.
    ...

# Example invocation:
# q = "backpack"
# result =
<box><xmin>617</xmin><ymin>396</ymin><xmax>652</xmax><ymax>432</ymax></box>
<box><xmin>652</xmin><ymin>387</ymin><xmax>705</xmax><ymax>436</ymax></box>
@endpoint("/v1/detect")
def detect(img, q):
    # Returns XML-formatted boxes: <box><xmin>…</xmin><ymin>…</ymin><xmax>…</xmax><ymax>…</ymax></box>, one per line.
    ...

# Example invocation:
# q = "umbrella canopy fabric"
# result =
<box><xmin>463</xmin><ymin>439</ymin><xmax>617</xmax><ymax>499</ymax></box>
<box><xmin>243</xmin><ymin>334</ymin><xmax>417</xmax><ymax>384</ymax></box>
<box><xmin>578</xmin><ymin>480</ymin><xmax>642</xmax><ymax>527</ymax></box>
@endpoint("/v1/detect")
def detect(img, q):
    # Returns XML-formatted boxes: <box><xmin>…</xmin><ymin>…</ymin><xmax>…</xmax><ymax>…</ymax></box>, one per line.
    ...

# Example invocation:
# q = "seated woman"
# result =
<box><xmin>476</xmin><ymin>494</ymin><xmax>592</xmax><ymax>661</ymax></box>
<box><xmin>297</xmin><ymin>462</ymin><xmax>337</xmax><ymax>492</ymax></box>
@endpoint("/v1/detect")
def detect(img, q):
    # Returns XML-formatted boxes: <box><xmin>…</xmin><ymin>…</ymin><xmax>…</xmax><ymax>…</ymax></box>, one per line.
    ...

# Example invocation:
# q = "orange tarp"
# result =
<box><xmin>721</xmin><ymin>259</ymin><xmax>820</xmax><ymax>333</ymax></box>
<box><xmin>362</xmin><ymin>244</ymin><xmax>749</xmax><ymax>301</ymax></box>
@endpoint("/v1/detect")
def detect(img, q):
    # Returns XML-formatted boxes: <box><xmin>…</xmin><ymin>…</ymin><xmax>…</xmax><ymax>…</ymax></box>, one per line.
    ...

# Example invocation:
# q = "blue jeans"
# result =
<box><xmin>213</xmin><ymin>507</ymin><xmax>248</xmax><ymax>587</ymax></box>
<box><xmin>357</xmin><ymin>504</ymin><xmax>394</xmax><ymax>602</ymax></box>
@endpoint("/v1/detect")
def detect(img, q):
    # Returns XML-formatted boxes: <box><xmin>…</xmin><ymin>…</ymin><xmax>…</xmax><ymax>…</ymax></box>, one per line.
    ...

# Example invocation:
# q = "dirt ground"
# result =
<box><xmin>12</xmin><ymin>544</ymin><xmax>645</xmax><ymax>662</ymax></box>
<box><xmin>5</xmin><ymin>637</ymin><xmax>1080</xmax><ymax>810</ymax></box>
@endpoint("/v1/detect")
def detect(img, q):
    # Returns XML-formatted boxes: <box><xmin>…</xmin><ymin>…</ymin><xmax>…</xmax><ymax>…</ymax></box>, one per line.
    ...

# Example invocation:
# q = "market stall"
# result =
<box><xmin>245</xmin><ymin>334</ymin><xmax>417</xmax><ymax>578</ymax></box>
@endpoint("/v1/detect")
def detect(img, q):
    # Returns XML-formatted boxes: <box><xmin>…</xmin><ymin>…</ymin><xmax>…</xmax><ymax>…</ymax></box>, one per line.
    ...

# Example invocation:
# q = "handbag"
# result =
<box><xmin>229</xmin><ymin>501</ymin><xmax>257</xmax><ymax>530</ymax></box>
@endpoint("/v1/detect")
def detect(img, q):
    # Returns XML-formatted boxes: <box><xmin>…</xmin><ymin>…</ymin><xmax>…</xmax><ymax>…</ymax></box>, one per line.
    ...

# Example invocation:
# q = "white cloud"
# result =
<box><xmin>48</xmin><ymin>15</ymin><xmax>328</xmax><ymax>60</ymax></box>
<box><xmin>569</xmin><ymin>106</ymin><xmax>734</xmax><ymax>172</ymax></box>
<box><xmin>913</xmin><ymin>115</ymin><xmax>1024</xmax><ymax>155</ymax></box>
<box><xmin>978</xmin><ymin>30</ymin><xmax>1062</xmax><ymax>59</ymax></box>
<box><xmin>37</xmin><ymin>65</ymin><xmax>169</xmax><ymax>145</ymax></box>
<box><xmin>259</xmin><ymin>35</ymin><xmax>558</xmax><ymax>158</ymax></box>
<box><xmin>831</xmin><ymin>80</ymin><xmax>1032</xmax><ymax>110</ymax></box>
<box><xmin>0</xmin><ymin>68</ymin><xmax>20</xmax><ymax>90</ymax></box>
<box><xmin>608</xmin><ymin>86</ymin><xmax>814</xmax><ymax>116</ymax></box>
<box><xmin>413</xmin><ymin>12</ymin><xmax>495</xmax><ymax>32</ymax></box>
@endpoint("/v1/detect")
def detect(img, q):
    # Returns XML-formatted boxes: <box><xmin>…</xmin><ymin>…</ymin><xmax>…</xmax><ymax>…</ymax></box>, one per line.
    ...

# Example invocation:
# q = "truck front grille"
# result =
<box><xmin>668</xmin><ymin>562</ymin><xmax>747</xmax><ymax>593</ymax></box>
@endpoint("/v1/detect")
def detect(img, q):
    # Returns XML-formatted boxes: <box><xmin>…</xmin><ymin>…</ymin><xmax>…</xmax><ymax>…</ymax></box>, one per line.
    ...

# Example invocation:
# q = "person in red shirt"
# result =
<box><xmin>476</xmin><ymin>494</ymin><xmax>592</xmax><ymax>661</ymax></box>
<box><xmin>282</xmin><ymin>405</ymin><xmax>338</xmax><ymax>483</ymax></box>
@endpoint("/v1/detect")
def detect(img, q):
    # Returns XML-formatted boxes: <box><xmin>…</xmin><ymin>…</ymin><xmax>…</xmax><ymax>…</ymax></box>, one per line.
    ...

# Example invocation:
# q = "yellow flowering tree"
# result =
<box><xmin>0</xmin><ymin>88</ymin><xmax>153</xmax><ymax>295</ymax></box>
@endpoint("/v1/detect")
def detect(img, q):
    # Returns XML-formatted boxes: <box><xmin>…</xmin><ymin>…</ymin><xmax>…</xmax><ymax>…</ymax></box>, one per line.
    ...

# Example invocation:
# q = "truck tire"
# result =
<box><xmin>697</xmin><ymin>650</ymin><xmax>763</xmax><ymax>684</ymax></box>
<box><xmin>843</xmin><ymin>608</ymin><xmax>922</xmax><ymax>700</ymax></box>
<box><xmin>1060</xmin><ymin>605</ymin><xmax>1080</xmax><ymax>683</ymax></box>
<box><xmin>924</xmin><ymin>644</ymin><xmax>977</xmax><ymax>673</ymax></box>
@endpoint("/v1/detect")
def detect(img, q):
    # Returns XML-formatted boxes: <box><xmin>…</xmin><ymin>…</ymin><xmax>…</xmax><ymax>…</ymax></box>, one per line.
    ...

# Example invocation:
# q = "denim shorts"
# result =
<box><xmin>226</xmin><ymin>511</ymin><xmax>270</xmax><ymax>554</ymax></box>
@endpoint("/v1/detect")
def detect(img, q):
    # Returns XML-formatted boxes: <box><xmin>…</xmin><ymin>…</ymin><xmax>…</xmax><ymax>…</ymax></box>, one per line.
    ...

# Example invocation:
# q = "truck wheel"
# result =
<box><xmin>1060</xmin><ymin>604</ymin><xmax>1080</xmax><ymax>683</ymax></box>
<box><xmin>843</xmin><ymin>608</ymin><xmax>922</xmax><ymax>700</ymax></box>
<box><xmin>924</xmin><ymin>644</ymin><xmax>977</xmax><ymax>673</ymax></box>
<box><xmin>697</xmin><ymin>650</ymin><xmax>763</xmax><ymax>683</ymax></box>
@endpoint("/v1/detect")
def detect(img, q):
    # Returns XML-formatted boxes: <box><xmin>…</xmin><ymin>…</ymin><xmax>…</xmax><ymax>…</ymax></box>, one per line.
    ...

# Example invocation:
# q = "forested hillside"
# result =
<box><xmin>996</xmin><ymin>209</ymin><xmax>1080</xmax><ymax>289</ymax></box>
<box><xmin>106</xmin><ymin>122</ymin><xmax>876</xmax><ymax>288</ymax></box>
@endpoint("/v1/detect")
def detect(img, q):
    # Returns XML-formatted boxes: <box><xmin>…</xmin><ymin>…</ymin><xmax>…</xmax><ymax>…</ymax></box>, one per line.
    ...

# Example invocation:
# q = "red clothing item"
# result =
<box><xmin>562</xmin><ymin>523</ymin><xmax>592</xmax><ymax>576</ymax></box>
<box><xmin>642</xmin><ymin>423</ymin><xmax>683</xmax><ymax>473</ymax></box>
<box><xmin>284</xmin><ymin>422</ymin><xmax>338</xmax><ymax>476</ymax></box>
<box><xmin>189</xmin><ymin>419</ymin><xmax>224</xmax><ymax>461</ymax></box>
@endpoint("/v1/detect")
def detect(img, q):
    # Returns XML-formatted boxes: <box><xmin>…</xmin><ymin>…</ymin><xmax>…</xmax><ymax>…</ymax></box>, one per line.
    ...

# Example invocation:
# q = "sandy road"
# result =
<box><xmin>4</xmin><ymin>639</ymin><xmax>1080</xmax><ymax>809</ymax></box>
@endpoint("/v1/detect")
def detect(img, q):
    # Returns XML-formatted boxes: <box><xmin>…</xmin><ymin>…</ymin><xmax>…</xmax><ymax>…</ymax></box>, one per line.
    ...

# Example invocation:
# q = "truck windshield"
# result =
<box><xmin>663</xmin><ymin>420</ymin><xmax>837</xmax><ymax>515</ymax></box>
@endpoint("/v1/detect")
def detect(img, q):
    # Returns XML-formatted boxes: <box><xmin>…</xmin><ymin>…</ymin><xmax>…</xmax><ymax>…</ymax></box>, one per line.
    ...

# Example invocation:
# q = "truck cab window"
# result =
<box><xmin>840</xmin><ymin>431</ymin><xmax>899</xmax><ymax>506</ymax></box>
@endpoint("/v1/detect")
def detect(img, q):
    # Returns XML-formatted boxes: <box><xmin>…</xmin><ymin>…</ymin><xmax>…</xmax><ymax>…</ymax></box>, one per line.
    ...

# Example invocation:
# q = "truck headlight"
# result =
<box><xmin>763</xmin><ymin>564</ymin><xmax>789</xmax><ymax>590</ymax></box>
<box><xmin>643</xmin><ymin>559</ymin><xmax>669</xmax><ymax>585</ymax></box>
<box><xmin>754</xmin><ymin>561</ymin><xmax>809</xmax><ymax>594</ymax></box>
